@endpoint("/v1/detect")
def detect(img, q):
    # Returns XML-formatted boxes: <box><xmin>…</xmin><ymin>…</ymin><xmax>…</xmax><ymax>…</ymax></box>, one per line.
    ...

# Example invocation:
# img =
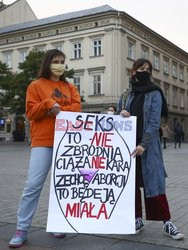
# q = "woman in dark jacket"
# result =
<box><xmin>117</xmin><ymin>58</ymin><xmax>183</xmax><ymax>240</ymax></box>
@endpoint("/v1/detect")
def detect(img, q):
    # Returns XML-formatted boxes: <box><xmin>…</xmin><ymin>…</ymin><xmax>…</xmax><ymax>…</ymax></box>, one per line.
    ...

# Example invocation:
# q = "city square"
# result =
<box><xmin>0</xmin><ymin>141</ymin><xmax>187</xmax><ymax>249</ymax></box>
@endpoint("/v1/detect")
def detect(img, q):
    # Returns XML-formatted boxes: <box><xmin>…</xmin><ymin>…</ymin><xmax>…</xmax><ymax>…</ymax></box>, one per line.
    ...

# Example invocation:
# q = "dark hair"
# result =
<box><xmin>108</xmin><ymin>106</ymin><xmax>117</xmax><ymax>112</ymax></box>
<box><xmin>130</xmin><ymin>58</ymin><xmax>153</xmax><ymax>81</ymax></box>
<box><xmin>38</xmin><ymin>49</ymin><xmax>68</xmax><ymax>82</ymax></box>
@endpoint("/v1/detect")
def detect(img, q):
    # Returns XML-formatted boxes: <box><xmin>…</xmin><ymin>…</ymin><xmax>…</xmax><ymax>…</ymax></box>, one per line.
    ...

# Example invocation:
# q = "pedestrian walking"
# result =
<box><xmin>117</xmin><ymin>58</ymin><xmax>184</xmax><ymax>240</ymax></box>
<box><xmin>161</xmin><ymin>123</ymin><xmax>172</xmax><ymax>149</ymax></box>
<box><xmin>9</xmin><ymin>49</ymin><xmax>81</xmax><ymax>248</ymax></box>
<box><xmin>174</xmin><ymin>122</ymin><xmax>183</xmax><ymax>148</ymax></box>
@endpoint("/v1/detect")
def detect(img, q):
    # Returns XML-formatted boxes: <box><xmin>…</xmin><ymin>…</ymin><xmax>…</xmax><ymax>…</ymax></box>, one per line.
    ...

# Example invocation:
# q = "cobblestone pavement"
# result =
<box><xmin>0</xmin><ymin>141</ymin><xmax>187</xmax><ymax>250</ymax></box>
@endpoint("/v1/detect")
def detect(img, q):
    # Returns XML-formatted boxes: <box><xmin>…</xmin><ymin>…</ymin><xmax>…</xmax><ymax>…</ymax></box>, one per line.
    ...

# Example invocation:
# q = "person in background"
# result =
<box><xmin>9</xmin><ymin>49</ymin><xmax>81</xmax><ymax>248</ymax></box>
<box><xmin>117</xmin><ymin>58</ymin><xmax>184</xmax><ymax>240</ymax></box>
<box><xmin>174</xmin><ymin>122</ymin><xmax>183</xmax><ymax>148</ymax></box>
<box><xmin>107</xmin><ymin>106</ymin><xmax>117</xmax><ymax>115</ymax></box>
<box><xmin>161</xmin><ymin>122</ymin><xmax>172</xmax><ymax>149</ymax></box>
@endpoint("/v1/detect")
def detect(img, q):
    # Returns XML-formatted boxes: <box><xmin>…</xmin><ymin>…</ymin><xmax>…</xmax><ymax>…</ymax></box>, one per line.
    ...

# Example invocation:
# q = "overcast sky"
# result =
<box><xmin>4</xmin><ymin>0</ymin><xmax>188</xmax><ymax>52</ymax></box>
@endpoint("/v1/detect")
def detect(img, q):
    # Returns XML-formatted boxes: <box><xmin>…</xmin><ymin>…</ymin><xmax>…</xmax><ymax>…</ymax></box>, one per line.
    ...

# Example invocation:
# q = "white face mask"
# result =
<box><xmin>50</xmin><ymin>63</ymin><xmax>65</xmax><ymax>77</ymax></box>
<box><xmin>107</xmin><ymin>111</ymin><xmax>114</xmax><ymax>115</ymax></box>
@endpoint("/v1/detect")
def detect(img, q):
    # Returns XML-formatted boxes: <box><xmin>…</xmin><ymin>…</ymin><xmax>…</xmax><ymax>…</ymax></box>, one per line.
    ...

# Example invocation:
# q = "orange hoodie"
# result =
<box><xmin>26</xmin><ymin>78</ymin><xmax>81</xmax><ymax>147</ymax></box>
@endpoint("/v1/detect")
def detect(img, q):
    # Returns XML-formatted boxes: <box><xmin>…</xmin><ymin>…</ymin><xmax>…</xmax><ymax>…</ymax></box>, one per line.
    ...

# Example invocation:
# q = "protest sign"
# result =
<box><xmin>47</xmin><ymin>112</ymin><xmax>136</xmax><ymax>234</ymax></box>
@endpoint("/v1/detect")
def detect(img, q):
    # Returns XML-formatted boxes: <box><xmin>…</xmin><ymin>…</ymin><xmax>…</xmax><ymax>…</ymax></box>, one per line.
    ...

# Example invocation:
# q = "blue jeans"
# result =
<box><xmin>17</xmin><ymin>147</ymin><xmax>53</xmax><ymax>231</ymax></box>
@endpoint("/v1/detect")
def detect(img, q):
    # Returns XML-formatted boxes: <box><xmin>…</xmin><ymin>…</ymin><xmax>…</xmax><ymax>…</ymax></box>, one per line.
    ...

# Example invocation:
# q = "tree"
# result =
<box><xmin>0</xmin><ymin>61</ymin><xmax>16</xmax><ymax>111</ymax></box>
<box><xmin>0</xmin><ymin>49</ymin><xmax>45</xmax><ymax>115</ymax></box>
<box><xmin>0</xmin><ymin>49</ymin><xmax>75</xmax><ymax>115</ymax></box>
<box><xmin>12</xmin><ymin>49</ymin><xmax>45</xmax><ymax>114</ymax></box>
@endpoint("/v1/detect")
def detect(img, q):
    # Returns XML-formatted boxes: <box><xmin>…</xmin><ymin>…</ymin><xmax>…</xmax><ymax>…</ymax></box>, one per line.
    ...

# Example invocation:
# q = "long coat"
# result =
<box><xmin>117</xmin><ymin>90</ymin><xmax>167</xmax><ymax>197</ymax></box>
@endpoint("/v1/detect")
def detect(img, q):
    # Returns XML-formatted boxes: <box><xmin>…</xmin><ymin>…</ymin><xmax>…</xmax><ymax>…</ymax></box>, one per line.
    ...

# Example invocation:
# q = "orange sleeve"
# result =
<box><xmin>60</xmin><ymin>83</ymin><xmax>82</xmax><ymax>112</ymax></box>
<box><xmin>26</xmin><ymin>83</ymin><xmax>56</xmax><ymax>121</ymax></box>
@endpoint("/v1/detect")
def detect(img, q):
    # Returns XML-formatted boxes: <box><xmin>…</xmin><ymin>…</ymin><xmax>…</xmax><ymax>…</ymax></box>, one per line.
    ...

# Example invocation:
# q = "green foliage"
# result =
<box><xmin>0</xmin><ymin>49</ymin><xmax>75</xmax><ymax>115</ymax></box>
<box><xmin>18</xmin><ymin>49</ymin><xmax>45</xmax><ymax>81</ymax></box>
<box><xmin>0</xmin><ymin>62</ymin><xmax>16</xmax><ymax>109</ymax></box>
<box><xmin>64</xmin><ymin>68</ymin><xmax>74</xmax><ymax>79</ymax></box>
<box><xmin>0</xmin><ymin>49</ymin><xmax>44</xmax><ymax>114</ymax></box>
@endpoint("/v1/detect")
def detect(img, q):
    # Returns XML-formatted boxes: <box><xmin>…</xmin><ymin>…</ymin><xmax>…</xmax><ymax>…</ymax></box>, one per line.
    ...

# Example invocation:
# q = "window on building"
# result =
<box><xmin>93</xmin><ymin>39</ymin><xmax>101</xmax><ymax>56</ymax></box>
<box><xmin>172</xmin><ymin>62</ymin><xmax>177</xmax><ymax>78</ymax></box>
<box><xmin>73</xmin><ymin>42</ymin><xmax>81</xmax><ymax>59</ymax></box>
<box><xmin>19</xmin><ymin>50</ymin><xmax>28</xmax><ymax>63</ymax></box>
<box><xmin>180</xmin><ymin>90</ymin><xmax>185</xmax><ymax>108</ymax></box>
<box><xmin>3</xmin><ymin>51</ymin><xmax>12</xmax><ymax>68</ymax></box>
<box><xmin>91</xmin><ymin>74</ymin><xmax>102</xmax><ymax>95</ymax></box>
<box><xmin>74</xmin><ymin>76</ymin><xmax>81</xmax><ymax>93</ymax></box>
<box><xmin>164</xmin><ymin>84</ymin><xmax>170</xmax><ymax>105</ymax></box>
<box><xmin>128</xmin><ymin>41</ymin><xmax>135</xmax><ymax>60</ymax></box>
<box><xmin>141</xmin><ymin>46</ymin><xmax>149</xmax><ymax>59</ymax></box>
<box><xmin>173</xmin><ymin>118</ymin><xmax>178</xmax><ymax>127</ymax></box>
<box><xmin>172</xmin><ymin>87</ymin><xmax>178</xmax><ymax>106</ymax></box>
<box><xmin>163</xmin><ymin>58</ymin><xmax>169</xmax><ymax>75</ymax></box>
<box><xmin>179</xmin><ymin>66</ymin><xmax>184</xmax><ymax>81</ymax></box>
<box><xmin>153</xmin><ymin>52</ymin><xmax>160</xmax><ymax>70</ymax></box>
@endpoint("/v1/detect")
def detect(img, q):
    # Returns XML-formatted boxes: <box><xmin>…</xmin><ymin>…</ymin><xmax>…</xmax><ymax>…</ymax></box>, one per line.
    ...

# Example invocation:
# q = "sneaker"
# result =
<box><xmin>135</xmin><ymin>217</ymin><xmax>144</xmax><ymax>233</ymax></box>
<box><xmin>9</xmin><ymin>230</ymin><xmax>27</xmax><ymax>248</ymax></box>
<box><xmin>51</xmin><ymin>232</ymin><xmax>66</xmax><ymax>238</ymax></box>
<box><xmin>163</xmin><ymin>221</ymin><xmax>184</xmax><ymax>240</ymax></box>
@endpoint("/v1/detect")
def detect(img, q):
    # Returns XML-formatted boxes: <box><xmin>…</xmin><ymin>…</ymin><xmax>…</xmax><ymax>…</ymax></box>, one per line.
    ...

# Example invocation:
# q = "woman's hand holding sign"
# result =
<box><xmin>131</xmin><ymin>145</ymin><xmax>145</xmax><ymax>158</ymax></box>
<box><xmin>120</xmin><ymin>110</ymin><xmax>130</xmax><ymax>118</ymax></box>
<box><xmin>120</xmin><ymin>110</ymin><xmax>145</xmax><ymax>157</ymax></box>
<box><xmin>48</xmin><ymin>103</ymin><xmax>61</xmax><ymax>116</ymax></box>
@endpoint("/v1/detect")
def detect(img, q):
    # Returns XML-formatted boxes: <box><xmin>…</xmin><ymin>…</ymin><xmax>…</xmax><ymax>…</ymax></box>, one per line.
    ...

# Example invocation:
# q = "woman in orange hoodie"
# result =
<box><xmin>9</xmin><ymin>49</ymin><xmax>81</xmax><ymax>248</ymax></box>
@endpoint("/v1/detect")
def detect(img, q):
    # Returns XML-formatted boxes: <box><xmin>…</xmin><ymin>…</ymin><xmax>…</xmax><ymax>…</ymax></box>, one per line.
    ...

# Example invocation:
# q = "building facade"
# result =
<box><xmin>0</xmin><ymin>4</ymin><xmax>188</xmax><ymax>141</ymax></box>
<box><xmin>0</xmin><ymin>0</ymin><xmax>37</xmax><ymax>28</ymax></box>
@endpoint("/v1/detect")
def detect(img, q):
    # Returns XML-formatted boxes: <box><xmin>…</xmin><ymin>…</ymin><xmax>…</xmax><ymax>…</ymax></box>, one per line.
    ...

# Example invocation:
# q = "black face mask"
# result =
<box><xmin>135</xmin><ymin>71</ymin><xmax>150</xmax><ymax>82</ymax></box>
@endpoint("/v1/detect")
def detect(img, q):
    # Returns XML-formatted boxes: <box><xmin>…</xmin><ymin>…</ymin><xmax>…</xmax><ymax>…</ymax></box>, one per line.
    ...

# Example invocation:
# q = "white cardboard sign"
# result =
<box><xmin>47</xmin><ymin>112</ymin><xmax>136</xmax><ymax>234</ymax></box>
